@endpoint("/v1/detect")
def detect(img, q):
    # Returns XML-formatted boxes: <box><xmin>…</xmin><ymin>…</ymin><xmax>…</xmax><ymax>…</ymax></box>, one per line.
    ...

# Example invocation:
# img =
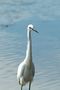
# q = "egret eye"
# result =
<box><xmin>29</xmin><ymin>27</ymin><xmax>32</xmax><ymax>29</ymax></box>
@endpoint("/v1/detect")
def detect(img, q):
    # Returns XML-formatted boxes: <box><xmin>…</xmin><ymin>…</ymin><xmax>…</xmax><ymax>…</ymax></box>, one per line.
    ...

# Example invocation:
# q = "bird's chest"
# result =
<box><xmin>23</xmin><ymin>65</ymin><xmax>33</xmax><ymax>82</ymax></box>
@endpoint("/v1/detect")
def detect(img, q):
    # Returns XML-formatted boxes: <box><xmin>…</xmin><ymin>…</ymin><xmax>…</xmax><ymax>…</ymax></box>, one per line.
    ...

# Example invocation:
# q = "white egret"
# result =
<box><xmin>17</xmin><ymin>24</ymin><xmax>38</xmax><ymax>90</ymax></box>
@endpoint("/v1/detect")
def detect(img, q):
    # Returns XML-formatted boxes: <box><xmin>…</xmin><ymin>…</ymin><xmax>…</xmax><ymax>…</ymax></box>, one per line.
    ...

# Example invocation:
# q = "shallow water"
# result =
<box><xmin>0</xmin><ymin>0</ymin><xmax>60</xmax><ymax>90</ymax></box>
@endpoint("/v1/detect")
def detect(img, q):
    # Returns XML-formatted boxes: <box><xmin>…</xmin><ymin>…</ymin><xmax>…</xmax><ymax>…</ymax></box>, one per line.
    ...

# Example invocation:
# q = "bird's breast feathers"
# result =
<box><xmin>17</xmin><ymin>61</ymin><xmax>35</xmax><ymax>85</ymax></box>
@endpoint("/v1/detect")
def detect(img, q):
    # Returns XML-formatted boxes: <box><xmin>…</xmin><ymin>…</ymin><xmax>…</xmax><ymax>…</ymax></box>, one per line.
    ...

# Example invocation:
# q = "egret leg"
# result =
<box><xmin>29</xmin><ymin>82</ymin><xmax>31</xmax><ymax>90</ymax></box>
<box><xmin>21</xmin><ymin>85</ymin><xmax>23</xmax><ymax>90</ymax></box>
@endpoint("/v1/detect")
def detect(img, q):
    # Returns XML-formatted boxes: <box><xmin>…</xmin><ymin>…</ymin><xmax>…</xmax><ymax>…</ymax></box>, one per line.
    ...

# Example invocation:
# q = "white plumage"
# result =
<box><xmin>17</xmin><ymin>24</ymin><xmax>38</xmax><ymax>90</ymax></box>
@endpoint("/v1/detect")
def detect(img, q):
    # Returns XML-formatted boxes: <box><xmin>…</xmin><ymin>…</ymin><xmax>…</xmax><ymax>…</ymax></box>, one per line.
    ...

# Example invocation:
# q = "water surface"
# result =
<box><xmin>0</xmin><ymin>0</ymin><xmax>60</xmax><ymax>90</ymax></box>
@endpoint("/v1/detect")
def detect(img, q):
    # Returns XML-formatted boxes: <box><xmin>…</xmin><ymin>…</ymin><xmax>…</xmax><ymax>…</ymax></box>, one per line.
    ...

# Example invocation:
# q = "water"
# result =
<box><xmin>0</xmin><ymin>0</ymin><xmax>60</xmax><ymax>90</ymax></box>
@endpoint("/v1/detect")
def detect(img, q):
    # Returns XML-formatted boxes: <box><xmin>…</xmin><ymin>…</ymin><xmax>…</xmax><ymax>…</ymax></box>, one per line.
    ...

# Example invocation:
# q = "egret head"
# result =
<box><xmin>27</xmin><ymin>24</ymin><xmax>39</xmax><ymax>33</ymax></box>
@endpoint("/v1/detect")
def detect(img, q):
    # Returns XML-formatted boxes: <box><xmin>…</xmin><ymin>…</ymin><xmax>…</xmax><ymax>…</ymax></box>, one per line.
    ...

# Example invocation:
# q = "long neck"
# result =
<box><xmin>25</xmin><ymin>30</ymin><xmax>32</xmax><ymax>64</ymax></box>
